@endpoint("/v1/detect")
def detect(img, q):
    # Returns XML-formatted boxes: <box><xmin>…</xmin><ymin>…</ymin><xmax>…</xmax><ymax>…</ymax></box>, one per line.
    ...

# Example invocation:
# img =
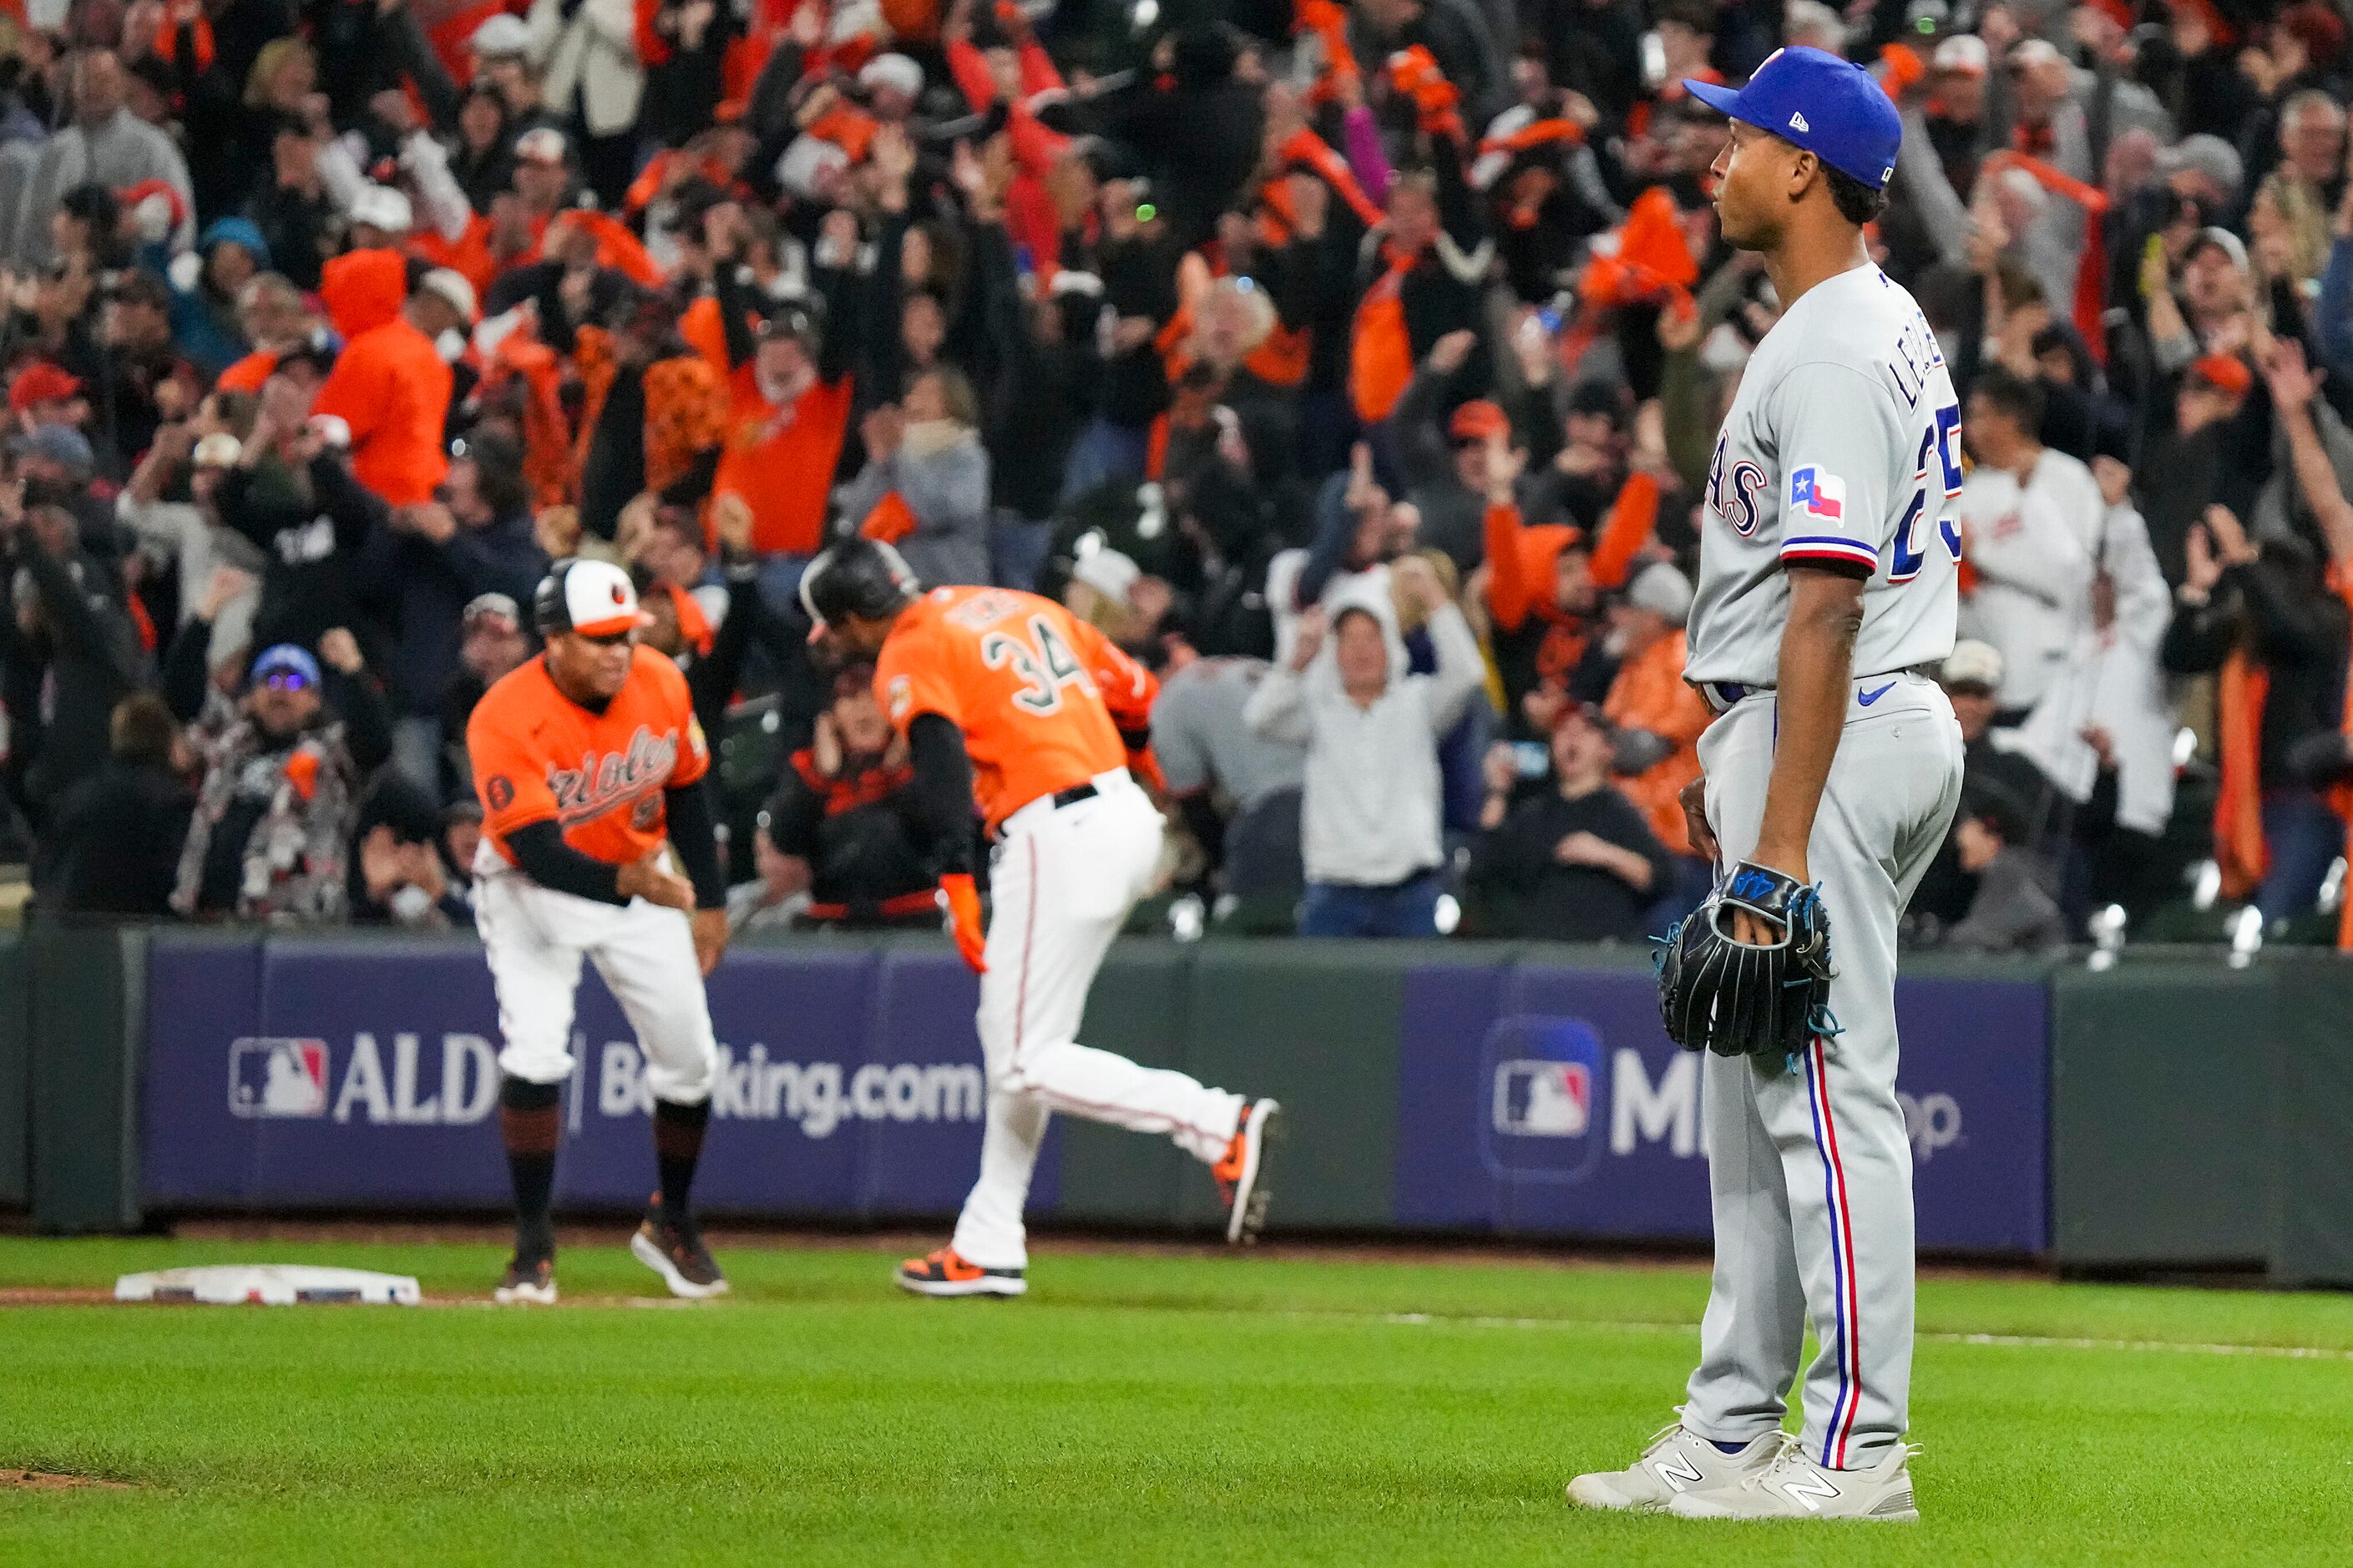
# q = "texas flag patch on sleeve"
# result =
<box><xmin>1782</xmin><ymin>465</ymin><xmax>1880</xmax><ymax>572</ymax></box>
<box><xmin>1792</xmin><ymin>465</ymin><xmax>1844</xmax><ymax>520</ymax></box>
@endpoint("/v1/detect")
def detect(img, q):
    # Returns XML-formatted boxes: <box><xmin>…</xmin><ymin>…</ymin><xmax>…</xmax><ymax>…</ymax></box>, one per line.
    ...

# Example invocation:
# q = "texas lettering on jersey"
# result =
<box><xmin>874</xmin><ymin>584</ymin><xmax>1156</xmax><ymax>829</ymax></box>
<box><xmin>469</xmin><ymin>647</ymin><xmax>708</xmax><ymax>868</ymax></box>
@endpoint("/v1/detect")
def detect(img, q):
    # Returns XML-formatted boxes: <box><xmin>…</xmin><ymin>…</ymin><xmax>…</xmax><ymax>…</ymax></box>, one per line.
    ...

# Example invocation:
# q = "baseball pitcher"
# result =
<box><xmin>1567</xmin><ymin>48</ymin><xmax>1965</xmax><ymax>1522</ymax></box>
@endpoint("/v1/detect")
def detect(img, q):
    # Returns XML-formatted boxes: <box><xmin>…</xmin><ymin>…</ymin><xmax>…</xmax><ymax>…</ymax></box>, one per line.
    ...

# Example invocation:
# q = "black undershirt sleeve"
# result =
<box><xmin>506</xmin><ymin>820</ymin><xmax>626</xmax><ymax>905</ymax></box>
<box><xmin>907</xmin><ymin>712</ymin><xmax>980</xmax><ymax>878</ymax></box>
<box><xmin>664</xmin><ymin>781</ymin><xmax>727</xmax><ymax>909</ymax></box>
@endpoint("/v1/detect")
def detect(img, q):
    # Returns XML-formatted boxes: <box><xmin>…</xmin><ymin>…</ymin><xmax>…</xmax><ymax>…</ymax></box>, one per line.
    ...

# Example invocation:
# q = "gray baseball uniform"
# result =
<box><xmin>1678</xmin><ymin>263</ymin><xmax>1967</xmax><ymax>1469</ymax></box>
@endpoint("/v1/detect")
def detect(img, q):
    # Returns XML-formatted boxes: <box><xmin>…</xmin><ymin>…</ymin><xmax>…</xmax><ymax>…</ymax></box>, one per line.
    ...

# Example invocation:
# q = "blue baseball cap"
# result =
<box><xmin>1683</xmin><ymin>46</ymin><xmax>1903</xmax><ymax>191</ymax></box>
<box><xmin>250</xmin><ymin>644</ymin><xmax>321</xmax><ymax>689</ymax></box>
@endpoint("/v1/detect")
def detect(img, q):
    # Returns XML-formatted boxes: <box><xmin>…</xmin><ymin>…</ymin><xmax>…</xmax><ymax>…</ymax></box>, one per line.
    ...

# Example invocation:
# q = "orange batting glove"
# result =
<box><xmin>940</xmin><ymin>873</ymin><xmax>988</xmax><ymax>973</ymax></box>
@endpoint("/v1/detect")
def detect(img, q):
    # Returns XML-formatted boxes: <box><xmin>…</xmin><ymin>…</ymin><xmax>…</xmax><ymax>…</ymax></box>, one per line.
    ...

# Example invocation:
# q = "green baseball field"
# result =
<box><xmin>3</xmin><ymin>1232</ymin><xmax>2349</xmax><ymax>1565</ymax></box>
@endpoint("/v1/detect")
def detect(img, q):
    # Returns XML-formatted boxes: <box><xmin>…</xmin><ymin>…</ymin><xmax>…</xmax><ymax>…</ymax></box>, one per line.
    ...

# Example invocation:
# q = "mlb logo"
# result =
<box><xmin>1792</xmin><ymin>466</ymin><xmax>1845</xmax><ymax>522</ymax></box>
<box><xmin>229</xmin><ymin>1038</ymin><xmax>329</xmax><ymax>1119</ymax></box>
<box><xmin>1478</xmin><ymin>1016</ymin><xmax>1607</xmax><ymax>1186</ymax></box>
<box><xmin>1494</xmin><ymin>1060</ymin><xmax>1591</xmax><ymax>1137</ymax></box>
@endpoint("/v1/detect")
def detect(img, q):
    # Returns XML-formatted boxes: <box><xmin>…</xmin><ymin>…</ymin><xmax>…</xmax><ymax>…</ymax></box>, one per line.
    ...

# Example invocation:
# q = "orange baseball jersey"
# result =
<box><xmin>873</xmin><ymin>586</ymin><xmax>1157</xmax><ymax>829</ymax></box>
<box><xmin>469</xmin><ymin>647</ymin><xmax>711</xmax><ymax>867</ymax></box>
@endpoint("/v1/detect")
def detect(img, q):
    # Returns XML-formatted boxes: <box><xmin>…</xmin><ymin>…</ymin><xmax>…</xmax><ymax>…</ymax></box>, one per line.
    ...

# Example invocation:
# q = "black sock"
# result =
<box><xmin>500</xmin><ymin>1077</ymin><xmax>563</xmax><ymax>1259</ymax></box>
<box><xmin>653</xmin><ymin>1099</ymin><xmax>712</xmax><ymax>1216</ymax></box>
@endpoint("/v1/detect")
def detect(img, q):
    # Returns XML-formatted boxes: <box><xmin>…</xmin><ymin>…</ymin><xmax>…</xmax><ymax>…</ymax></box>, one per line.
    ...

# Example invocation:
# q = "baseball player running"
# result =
<box><xmin>1566</xmin><ymin>48</ymin><xmax>1963</xmax><ymax>1522</ymax></box>
<box><xmin>469</xmin><ymin>559</ymin><xmax>734</xmax><ymax>1304</ymax></box>
<box><xmin>799</xmin><ymin>539</ymin><xmax>1282</xmax><ymax>1297</ymax></box>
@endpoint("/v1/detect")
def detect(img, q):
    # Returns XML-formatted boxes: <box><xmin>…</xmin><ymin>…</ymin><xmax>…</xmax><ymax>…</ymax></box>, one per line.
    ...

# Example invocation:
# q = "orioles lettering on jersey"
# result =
<box><xmin>549</xmin><ymin>726</ymin><xmax>682</xmax><ymax>828</ymax></box>
<box><xmin>469</xmin><ymin>647</ymin><xmax>709</xmax><ymax>867</ymax></box>
<box><xmin>873</xmin><ymin>585</ymin><xmax>1156</xmax><ymax>830</ymax></box>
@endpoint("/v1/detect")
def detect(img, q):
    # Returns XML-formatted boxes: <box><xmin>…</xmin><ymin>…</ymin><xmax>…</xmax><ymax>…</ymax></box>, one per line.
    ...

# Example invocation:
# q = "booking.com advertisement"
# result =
<box><xmin>142</xmin><ymin>938</ymin><xmax>1021</xmax><ymax>1218</ymax></box>
<box><xmin>1394</xmin><ymin>965</ymin><xmax>2048</xmax><ymax>1252</ymax></box>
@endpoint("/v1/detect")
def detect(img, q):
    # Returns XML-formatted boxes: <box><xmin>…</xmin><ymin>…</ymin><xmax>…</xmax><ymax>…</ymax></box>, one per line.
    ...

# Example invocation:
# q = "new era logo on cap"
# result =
<box><xmin>1682</xmin><ymin>44</ymin><xmax>1904</xmax><ymax>190</ymax></box>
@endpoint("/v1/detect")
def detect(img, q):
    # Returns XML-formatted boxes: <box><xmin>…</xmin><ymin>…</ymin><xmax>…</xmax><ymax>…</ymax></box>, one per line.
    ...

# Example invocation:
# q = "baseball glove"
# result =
<box><xmin>1657</xmin><ymin>860</ymin><xmax>1837</xmax><ymax>1063</ymax></box>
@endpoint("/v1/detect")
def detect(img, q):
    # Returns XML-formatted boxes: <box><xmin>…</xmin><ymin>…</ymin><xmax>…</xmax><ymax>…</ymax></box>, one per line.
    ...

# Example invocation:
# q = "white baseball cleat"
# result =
<box><xmin>1665</xmin><ymin>1438</ymin><xmax>1920</xmax><ymax>1522</ymax></box>
<box><xmin>1214</xmin><ymin>1099</ymin><xmax>1281</xmax><ymax>1244</ymax></box>
<box><xmin>493</xmin><ymin>1255</ymin><xmax>557</xmax><ymax>1305</ymax></box>
<box><xmin>1566</xmin><ymin>1423</ymin><xmax>1784</xmax><ymax>1512</ymax></box>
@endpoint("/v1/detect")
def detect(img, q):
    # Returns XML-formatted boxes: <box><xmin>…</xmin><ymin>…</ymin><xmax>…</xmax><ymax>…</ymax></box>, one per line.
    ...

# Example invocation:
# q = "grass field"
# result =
<box><xmin>4</xmin><ymin>1233</ymin><xmax>2352</xmax><ymax>1565</ymax></box>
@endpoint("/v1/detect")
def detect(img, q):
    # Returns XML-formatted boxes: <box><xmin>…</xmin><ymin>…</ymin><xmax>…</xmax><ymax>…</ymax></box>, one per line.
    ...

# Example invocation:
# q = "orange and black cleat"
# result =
<box><xmin>1214</xmin><ymin>1098</ymin><xmax>1283</xmax><ymax>1245</ymax></box>
<box><xmin>896</xmin><ymin>1246</ymin><xmax>1027</xmax><ymax>1297</ymax></box>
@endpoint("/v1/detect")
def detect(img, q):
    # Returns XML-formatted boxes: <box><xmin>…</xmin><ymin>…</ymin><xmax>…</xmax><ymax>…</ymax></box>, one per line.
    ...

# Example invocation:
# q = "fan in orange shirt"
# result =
<box><xmin>706</xmin><ymin>210</ymin><xmax>859</xmax><ymax>557</ymax></box>
<box><xmin>800</xmin><ymin>539</ymin><xmax>1283</xmax><ymax>1301</ymax></box>
<box><xmin>306</xmin><ymin>268</ymin><xmax>470</xmax><ymax>507</ymax></box>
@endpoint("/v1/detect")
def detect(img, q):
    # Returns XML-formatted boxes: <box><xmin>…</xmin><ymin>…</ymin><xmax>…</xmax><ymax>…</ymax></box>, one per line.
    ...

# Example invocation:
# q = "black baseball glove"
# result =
<box><xmin>1657</xmin><ymin>860</ymin><xmax>1837</xmax><ymax>1063</ymax></box>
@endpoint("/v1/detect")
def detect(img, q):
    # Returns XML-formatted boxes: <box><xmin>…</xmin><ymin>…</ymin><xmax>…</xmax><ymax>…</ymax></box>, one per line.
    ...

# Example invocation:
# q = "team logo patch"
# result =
<box><xmin>485</xmin><ymin>775</ymin><xmax>515</xmax><ymax>811</ymax></box>
<box><xmin>1792</xmin><ymin>466</ymin><xmax>1846</xmax><ymax>522</ymax></box>
<box><xmin>886</xmin><ymin>674</ymin><xmax>912</xmax><ymax>723</ymax></box>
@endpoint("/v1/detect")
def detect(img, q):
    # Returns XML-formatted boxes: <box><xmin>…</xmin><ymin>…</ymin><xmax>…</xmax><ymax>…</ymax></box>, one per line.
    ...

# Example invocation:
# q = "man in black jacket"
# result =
<box><xmin>1470</xmin><ymin>701</ymin><xmax>1672</xmax><ymax>941</ymax></box>
<box><xmin>2</xmin><ymin>495</ymin><xmax>144</xmax><ymax>834</ymax></box>
<box><xmin>38</xmin><ymin>690</ymin><xmax>193</xmax><ymax>916</ymax></box>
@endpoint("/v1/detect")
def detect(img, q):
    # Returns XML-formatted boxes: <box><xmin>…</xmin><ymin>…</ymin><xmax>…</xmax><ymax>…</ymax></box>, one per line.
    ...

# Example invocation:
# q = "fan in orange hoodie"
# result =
<box><xmin>1598</xmin><ymin>560</ymin><xmax>1711</xmax><ymax>856</ymax></box>
<box><xmin>309</xmin><ymin>268</ymin><xmax>471</xmax><ymax>507</ymax></box>
<box><xmin>1479</xmin><ymin>434</ymin><xmax>1660</xmax><ymax>731</ymax></box>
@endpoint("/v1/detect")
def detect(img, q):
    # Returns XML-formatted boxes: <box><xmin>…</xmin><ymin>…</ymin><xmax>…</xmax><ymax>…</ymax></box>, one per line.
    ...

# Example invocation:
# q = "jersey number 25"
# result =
<box><xmin>1890</xmin><ymin>402</ymin><xmax>1964</xmax><ymax>584</ymax></box>
<box><xmin>982</xmin><ymin>615</ymin><xmax>1097</xmax><ymax>715</ymax></box>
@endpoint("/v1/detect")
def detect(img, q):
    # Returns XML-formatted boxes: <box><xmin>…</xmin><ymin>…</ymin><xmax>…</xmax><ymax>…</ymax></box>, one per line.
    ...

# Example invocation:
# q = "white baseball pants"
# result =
<box><xmin>1679</xmin><ymin>672</ymin><xmax>1964</xmax><ymax>1469</ymax></box>
<box><xmin>951</xmin><ymin>773</ymin><xmax>1247</xmax><ymax>1270</ymax></box>
<box><xmin>474</xmin><ymin>867</ymin><xmax>718</xmax><ymax>1105</ymax></box>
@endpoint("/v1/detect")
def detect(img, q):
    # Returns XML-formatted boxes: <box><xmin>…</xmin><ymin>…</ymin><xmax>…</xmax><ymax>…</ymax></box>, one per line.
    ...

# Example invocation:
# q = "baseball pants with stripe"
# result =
<box><xmin>1679</xmin><ymin>672</ymin><xmax>1964</xmax><ymax>1468</ymax></box>
<box><xmin>951</xmin><ymin>776</ymin><xmax>1247</xmax><ymax>1271</ymax></box>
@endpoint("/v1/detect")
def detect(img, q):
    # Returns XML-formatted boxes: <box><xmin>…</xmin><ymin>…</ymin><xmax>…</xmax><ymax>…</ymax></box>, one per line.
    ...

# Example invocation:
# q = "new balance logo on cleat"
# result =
<box><xmin>1665</xmin><ymin>1439</ymin><xmax>1920</xmax><ymax>1522</ymax></box>
<box><xmin>1566</xmin><ymin>1425</ymin><xmax>1783</xmax><ymax>1512</ymax></box>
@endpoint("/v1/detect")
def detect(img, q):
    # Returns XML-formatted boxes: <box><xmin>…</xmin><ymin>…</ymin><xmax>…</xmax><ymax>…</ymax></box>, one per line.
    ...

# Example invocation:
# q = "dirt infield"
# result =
<box><xmin>155</xmin><ymin>1216</ymin><xmax>2054</xmax><ymax>1282</ymax></box>
<box><xmin>1</xmin><ymin>1469</ymin><xmax>135</xmax><ymax>1491</ymax></box>
<box><xmin>0</xmin><ymin>1288</ymin><xmax>113</xmax><ymax>1307</ymax></box>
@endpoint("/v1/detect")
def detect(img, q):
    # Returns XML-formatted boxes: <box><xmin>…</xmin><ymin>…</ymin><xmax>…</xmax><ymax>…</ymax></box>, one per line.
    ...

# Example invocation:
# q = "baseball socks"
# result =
<box><xmin>495</xmin><ymin>1077</ymin><xmax>562</xmax><ymax>1304</ymax></box>
<box><xmin>633</xmin><ymin>1101</ymin><xmax>728</xmax><ymax>1299</ymax></box>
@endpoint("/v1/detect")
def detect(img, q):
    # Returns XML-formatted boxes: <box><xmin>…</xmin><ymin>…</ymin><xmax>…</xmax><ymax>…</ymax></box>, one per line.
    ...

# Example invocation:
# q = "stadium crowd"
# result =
<box><xmin>4</xmin><ymin>0</ymin><xmax>2353</xmax><ymax>952</ymax></box>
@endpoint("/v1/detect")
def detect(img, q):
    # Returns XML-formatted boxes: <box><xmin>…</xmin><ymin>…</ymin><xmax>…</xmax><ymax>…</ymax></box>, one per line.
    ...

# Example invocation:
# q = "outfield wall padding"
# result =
<box><xmin>122</xmin><ymin>929</ymin><xmax>2055</xmax><ymax>1255</ymax></box>
<box><xmin>2271</xmin><ymin>963</ymin><xmax>2353</xmax><ymax>1287</ymax></box>
<box><xmin>27</xmin><ymin>921</ymin><xmax>146</xmax><ymax>1232</ymax></box>
<box><xmin>0</xmin><ymin>933</ymin><xmax>26</xmax><ymax>1209</ymax></box>
<box><xmin>2047</xmin><ymin>964</ymin><xmax>2282</xmax><ymax>1270</ymax></box>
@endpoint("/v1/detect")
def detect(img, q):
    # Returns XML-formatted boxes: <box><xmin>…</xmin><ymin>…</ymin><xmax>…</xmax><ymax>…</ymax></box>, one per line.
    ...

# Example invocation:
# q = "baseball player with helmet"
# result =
<box><xmin>1566</xmin><ymin>48</ymin><xmax>1965</xmax><ymax>1522</ymax></box>
<box><xmin>801</xmin><ymin>539</ymin><xmax>1283</xmax><ymax>1298</ymax></box>
<box><xmin>468</xmin><ymin>559</ymin><xmax>734</xmax><ymax>1304</ymax></box>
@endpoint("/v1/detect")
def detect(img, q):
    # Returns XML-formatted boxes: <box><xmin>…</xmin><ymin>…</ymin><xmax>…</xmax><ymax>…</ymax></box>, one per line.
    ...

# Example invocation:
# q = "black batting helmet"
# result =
<box><xmin>534</xmin><ymin>558</ymin><xmax>645</xmax><ymax>638</ymax></box>
<box><xmin>800</xmin><ymin>538</ymin><xmax>920</xmax><ymax>637</ymax></box>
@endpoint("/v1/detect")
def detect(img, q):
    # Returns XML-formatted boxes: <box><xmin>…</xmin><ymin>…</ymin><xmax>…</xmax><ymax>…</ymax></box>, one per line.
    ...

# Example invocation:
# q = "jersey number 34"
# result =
<box><xmin>982</xmin><ymin>615</ymin><xmax>1097</xmax><ymax>715</ymax></box>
